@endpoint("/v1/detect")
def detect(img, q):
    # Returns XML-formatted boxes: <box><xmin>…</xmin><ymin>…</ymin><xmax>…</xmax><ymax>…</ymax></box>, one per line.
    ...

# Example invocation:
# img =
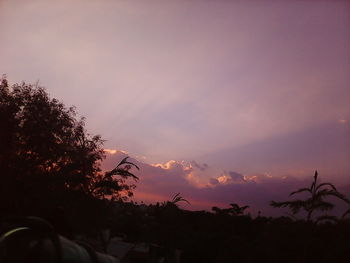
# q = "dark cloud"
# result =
<box><xmin>228</xmin><ymin>171</ymin><xmax>246</xmax><ymax>182</ymax></box>
<box><xmin>190</xmin><ymin>160</ymin><xmax>208</xmax><ymax>171</ymax></box>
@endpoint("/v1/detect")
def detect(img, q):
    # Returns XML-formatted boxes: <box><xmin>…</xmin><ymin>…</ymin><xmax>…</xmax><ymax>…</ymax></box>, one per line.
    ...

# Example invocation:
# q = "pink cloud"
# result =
<box><xmin>101</xmin><ymin>150</ymin><xmax>350</xmax><ymax>217</ymax></box>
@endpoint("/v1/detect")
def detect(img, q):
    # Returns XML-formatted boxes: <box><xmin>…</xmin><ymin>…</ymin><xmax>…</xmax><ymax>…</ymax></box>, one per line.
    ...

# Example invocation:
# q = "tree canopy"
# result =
<box><xmin>0</xmin><ymin>77</ymin><xmax>138</xmax><ymax>232</ymax></box>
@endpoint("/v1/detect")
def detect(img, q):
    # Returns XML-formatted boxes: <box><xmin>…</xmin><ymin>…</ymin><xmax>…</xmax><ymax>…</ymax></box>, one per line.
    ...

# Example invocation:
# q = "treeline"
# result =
<box><xmin>106</xmin><ymin>200</ymin><xmax>350</xmax><ymax>263</ymax></box>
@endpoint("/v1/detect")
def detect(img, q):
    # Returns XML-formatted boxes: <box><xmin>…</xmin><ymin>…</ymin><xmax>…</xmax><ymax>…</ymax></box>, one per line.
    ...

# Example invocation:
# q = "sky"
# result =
<box><xmin>1</xmin><ymin>0</ymin><xmax>350</xmax><ymax>215</ymax></box>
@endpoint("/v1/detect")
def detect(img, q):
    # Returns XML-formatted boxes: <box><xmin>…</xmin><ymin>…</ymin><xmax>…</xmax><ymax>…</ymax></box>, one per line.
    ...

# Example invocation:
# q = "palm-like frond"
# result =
<box><xmin>271</xmin><ymin>200</ymin><xmax>307</xmax><ymax>214</ymax></box>
<box><xmin>105</xmin><ymin>157</ymin><xmax>139</xmax><ymax>181</ymax></box>
<box><xmin>311</xmin><ymin>200</ymin><xmax>334</xmax><ymax>211</ymax></box>
<box><xmin>310</xmin><ymin>170</ymin><xmax>318</xmax><ymax>193</ymax></box>
<box><xmin>271</xmin><ymin>170</ymin><xmax>350</xmax><ymax>221</ymax></box>
<box><xmin>289</xmin><ymin>188</ymin><xmax>311</xmax><ymax>196</ymax></box>
<box><xmin>314</xmin><ymin>189</ymin><xmax>350</xmax><ymax>203</ymax></box>
<box><xmin>171</xmin><ymin>193</ymin><xmax>191</xmax><ymax>205</ymax></box>
<box><xmin>315</xmin><ymin>182</ymin><xmax>337</xmax><ymax>192</ymax></box>
<box><xmin>107</xmin><ymin>168</ymin><xmax>139</xmax><ymax>180</ymax></box>
<box><xmin>90</xmin><ymin>157</ymin><xmax>140</xmax><ymax>201</ymax></box>
<box><xmin>118</xmin><ymin>157</ymin><xmax>140</xmax><ymax>170</ymax></box>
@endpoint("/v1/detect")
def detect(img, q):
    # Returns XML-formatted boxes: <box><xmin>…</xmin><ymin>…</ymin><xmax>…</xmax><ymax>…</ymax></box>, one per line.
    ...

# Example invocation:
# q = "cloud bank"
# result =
<box><xmin>102</xmin><ymin>150</ymin><xmax>350</xmax><ymax>217</ymax></box>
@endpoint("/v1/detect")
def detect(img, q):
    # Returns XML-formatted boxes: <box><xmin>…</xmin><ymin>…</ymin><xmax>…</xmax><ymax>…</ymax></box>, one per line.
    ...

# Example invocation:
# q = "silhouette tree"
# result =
<box><xmin>228</xmin><ymin>203</ymin><xmax>249</xmax><ymax>216</ymax></box>
<box><xmin>0</xmin><ymin>77</ymin><xmax>138</xmax><ymax>222</ymax></box>
<box><xmin>212</xmin><ymin>203</ymin><xmax>249</xmax><ymax>216</ymax></box>
<box><xmin>271</xmin><ymin>171</ymin><xmax>350</xmax><ymax>221</ymax></box>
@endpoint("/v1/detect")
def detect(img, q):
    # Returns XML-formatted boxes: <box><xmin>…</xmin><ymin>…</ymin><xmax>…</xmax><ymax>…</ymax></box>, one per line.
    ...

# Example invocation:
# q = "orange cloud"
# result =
<box><xmin>104</xmin><ymin>149</ymin><xmax>129</xmax><ymax>155</ymax></box>
<box><xmin>100</xmin><ymin>150</ymin><xmax>350</xmax><ymax>216</ymax></box>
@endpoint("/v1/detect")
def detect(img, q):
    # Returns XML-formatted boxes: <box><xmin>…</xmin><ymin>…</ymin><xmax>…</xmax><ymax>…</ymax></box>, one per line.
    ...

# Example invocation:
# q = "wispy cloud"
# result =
<box><xmin>1</xmin><ymin>0</ymin><xmax>349</xmax><ymax>165</ymax></box>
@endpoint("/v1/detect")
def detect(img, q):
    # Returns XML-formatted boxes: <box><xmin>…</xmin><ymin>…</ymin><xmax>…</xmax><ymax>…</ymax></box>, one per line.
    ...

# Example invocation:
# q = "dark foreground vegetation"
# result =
<box><xmin>1</xmin><ymin>77</ymin><xmax>350</xmax><ymax>262</ymax></box>
<box><xmin>103</xmin><ymin>200</ymin><xmax>350</xmax><ymax>263</ymax></box>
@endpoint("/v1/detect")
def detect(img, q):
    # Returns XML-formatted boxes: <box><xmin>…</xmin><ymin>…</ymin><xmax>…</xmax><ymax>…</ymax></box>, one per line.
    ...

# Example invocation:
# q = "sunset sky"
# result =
<box><xmin>1</xmin><ymin>0</ymin><xmax>349</xmax><ymax>215</ymax></box>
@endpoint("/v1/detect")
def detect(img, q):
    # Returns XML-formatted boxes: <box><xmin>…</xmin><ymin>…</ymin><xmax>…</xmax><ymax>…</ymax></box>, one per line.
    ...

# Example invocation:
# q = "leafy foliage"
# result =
<box><xmin>271</xmin><ymin>171</ymin><xmax>350</xmax><ymax>221</ymax></box>
<box><xmin>212</xmin><ymin>203</ymin><xmax>249</xmax><ymax>216</ymax></box>
<box><xmin>90</xmin><ymin>157</ymin><xmax>139</xmax><ymax>201</ymax></box>
<box><xmin>107</xmin><ymin>201</ymin><xmax>350</xmax><ymax>263</ymax></box>
<box><xmin>0</xmin><ymin>77</ymin><xmax>138</xmax><ymax>232</ymax></box>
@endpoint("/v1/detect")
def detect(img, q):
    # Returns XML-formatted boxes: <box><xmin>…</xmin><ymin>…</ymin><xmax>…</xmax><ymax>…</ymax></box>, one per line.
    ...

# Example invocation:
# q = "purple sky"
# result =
<box><xmin>1</xmin><ymin>1</ymin><xmax>350</xmax><ymax>214</ymax></box>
